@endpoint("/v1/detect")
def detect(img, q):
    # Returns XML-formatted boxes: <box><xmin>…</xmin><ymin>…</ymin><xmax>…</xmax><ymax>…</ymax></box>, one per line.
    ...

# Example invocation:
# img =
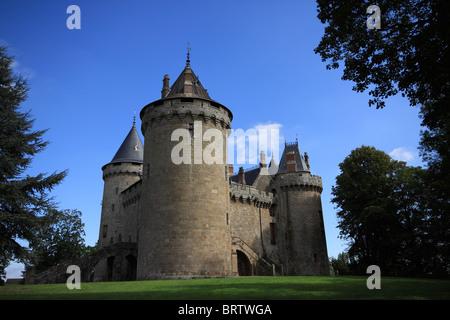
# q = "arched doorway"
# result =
<box><xmin>236</xmin><ymin>250</ymin><xmax>252</xmax><ymax>276</ymax></box>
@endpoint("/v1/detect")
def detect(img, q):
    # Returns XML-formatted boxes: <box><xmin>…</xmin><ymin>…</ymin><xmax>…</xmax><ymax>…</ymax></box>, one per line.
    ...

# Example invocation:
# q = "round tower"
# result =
<box><xmin>98</xmin><ymin>121</ymin><xmax>143</xmax><ymax>248</ymax></box>
<box><xmin>137</xmin><ymin>57</ymin><xmax>233</xmax><ymax>279</ymax></box>
<box><xmin>272</xmin><ymin>141</ymin><xmax>329</xmax><ymax>275</ymax></box>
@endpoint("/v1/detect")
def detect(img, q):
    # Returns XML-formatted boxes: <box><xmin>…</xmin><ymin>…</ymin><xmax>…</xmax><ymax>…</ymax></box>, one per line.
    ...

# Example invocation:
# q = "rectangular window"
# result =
<box><xmin>314</xmin><ymin>253</ymin><xmax>318</xmax><ymax>263</ymax></box>
<box><xmin>103</xmin><ymin>225</ymin><xmax>108</xmax><ymax>238</ymax></box>
<box><xmin>270</xmin><ymin>223</ymin><xmax>276</xmax><ymax>245</ymax></box>
<box><xmin>189</xmin><ymin>123</ymin><xmax>194</xmax><ymax>138</ymax></box>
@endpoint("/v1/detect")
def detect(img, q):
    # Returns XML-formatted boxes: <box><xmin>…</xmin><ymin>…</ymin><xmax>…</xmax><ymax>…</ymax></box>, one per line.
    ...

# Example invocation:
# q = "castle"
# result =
<box><xmin>93</xmin><ymin>56</ymin><xmax>329</xmax><ymax>281</ymax></box>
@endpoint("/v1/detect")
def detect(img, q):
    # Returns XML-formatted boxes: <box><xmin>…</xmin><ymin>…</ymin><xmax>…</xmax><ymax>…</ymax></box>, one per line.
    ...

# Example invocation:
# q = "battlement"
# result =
<box><xmin>102</xmin><ymin>162</ymin><xmax>143</xmax><ymax>180</ymax></box>
<box><xmin>229</xmin><ymin>182</ymin><xmax>274</xmax><ymax>207</ymax></box>
<box><xmin>141</xmin><ymin>97</ymin><xmax>232</xmax><ymax>134</ymax></box>
<box><xmin>121</xmin><ymin>179</ymin><xmax>142</xmax><ymax>208</ymax></box>
<box><xmin>275</xmin><ymin>172</ymin><xmax>323</xmax><ymax>193</ymax></box>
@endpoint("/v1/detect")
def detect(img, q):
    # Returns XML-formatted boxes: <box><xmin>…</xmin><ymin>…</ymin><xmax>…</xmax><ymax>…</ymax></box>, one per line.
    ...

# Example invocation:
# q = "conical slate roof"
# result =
<box><xmin>109</xmin><ymin>123</ymin><xmax>144</xmax><ymax>164</ymax></box>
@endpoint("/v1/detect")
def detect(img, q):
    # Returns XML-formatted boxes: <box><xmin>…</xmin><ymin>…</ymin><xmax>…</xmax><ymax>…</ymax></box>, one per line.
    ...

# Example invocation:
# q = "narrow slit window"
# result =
<box><xmin>270</xmin><ymin>223</ymin><xmax>276</xmax><ymax>245</ymax></box>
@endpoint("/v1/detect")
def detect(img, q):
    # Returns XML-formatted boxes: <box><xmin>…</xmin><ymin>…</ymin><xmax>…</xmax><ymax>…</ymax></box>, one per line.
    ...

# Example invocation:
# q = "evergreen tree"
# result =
<box><xmin>0</xmin><ymin>46</ymin><xmax>67</xmax><ymax>280</ymax></box>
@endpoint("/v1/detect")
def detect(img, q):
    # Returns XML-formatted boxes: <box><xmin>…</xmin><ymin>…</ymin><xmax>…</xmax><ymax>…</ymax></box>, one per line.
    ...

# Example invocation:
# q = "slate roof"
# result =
<box><xmin>230</xmin><ymin>141</ymin><xmax>309</xmax><ymax>185</ymax></box>
<box><xmin>230</xmin><ymin>167</ymin><xmax>261</xmax><ymax>186</ymax></box>
<box><xmin>109</xmin><ymin>124</ymin><xmax>144</xmax><ymax>164</ymax></box>
<box><xmin>166</xmin><ymin>66</ymin><xmax>211</xmax><ymax>99</ymax></box>
<box><xmin>277</xmin><ymin>141</ymin><xmax>310</xmax><ymax>173</ymax></box>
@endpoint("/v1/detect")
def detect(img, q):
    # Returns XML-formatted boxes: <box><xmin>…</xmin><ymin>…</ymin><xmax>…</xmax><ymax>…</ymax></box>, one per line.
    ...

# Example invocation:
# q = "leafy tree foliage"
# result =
<box><xmin>330</xmin><ymin>252</ymin><xmax>351</xmax><ymax>276</ymax></box>
<box><xmin>332</xmin><ymin>146</ymin><xmax>447</xmax><ymax>277</ymax></box>
<box><xmin>315</xmin><ymin>0</ymin><xmax>449</xmax><ymax>110</ymax></box>
<box><xmin>26</xmin><ymin>209</ymin><xmax>95</xmax><ymax>273</ymax></box>
<box><xmin>315</xmin><ymin>0</ymin><xmax>449</xmax><ymax>277</ymax></box>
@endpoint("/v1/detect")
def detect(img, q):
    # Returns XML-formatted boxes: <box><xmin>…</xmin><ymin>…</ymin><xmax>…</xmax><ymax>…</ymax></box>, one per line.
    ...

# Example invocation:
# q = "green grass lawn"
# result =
<box><xmin>1</xmin><ymin>276</ymin><xmax>449</xmax><ymax>300</ymax></box>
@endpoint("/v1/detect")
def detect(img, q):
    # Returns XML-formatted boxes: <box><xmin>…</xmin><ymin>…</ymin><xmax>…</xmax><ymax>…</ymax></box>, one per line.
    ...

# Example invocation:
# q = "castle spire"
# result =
<box><xmin>108</xmin><ymin>121</ymin><xmax>143</xmax><ymax>165</ymax></box>
<box><xmin>186</xmin><ymin>42</ymin><xmax>191</xmax><ymax>67</ymax></box>
<box><xmin>164</xmin><ymin>47</ymin><xmax>212</xmax><ymax>99</ymax></box>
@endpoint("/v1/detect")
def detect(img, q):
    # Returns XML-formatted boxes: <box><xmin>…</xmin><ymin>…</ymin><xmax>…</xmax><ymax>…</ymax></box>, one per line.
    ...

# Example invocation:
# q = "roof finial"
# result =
<box><xmin>186</xmin><ymin>41</ymin><xmax>191</xmax><ymax>67</ymax></box>
<box><xmin>133</xmin><ymin>110</ymin><xmax>136</xmax><ymax>127</ymax></box>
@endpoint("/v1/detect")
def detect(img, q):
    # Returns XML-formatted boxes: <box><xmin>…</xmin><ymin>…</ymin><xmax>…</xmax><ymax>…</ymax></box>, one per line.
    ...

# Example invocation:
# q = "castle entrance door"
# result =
<box><xmin>107</xmin><ymin>256</ymin><xmax>115</xmax><ymax>281</ymax></box>
<box><xmin>125</xmin><ymin>254</ymin><xmax>137</xmax><ymax>281</ymax></box>
<box><xmin>237</xmin><ymin>250</ymin><xmax>252</xmax><ymax>276</ymax></box>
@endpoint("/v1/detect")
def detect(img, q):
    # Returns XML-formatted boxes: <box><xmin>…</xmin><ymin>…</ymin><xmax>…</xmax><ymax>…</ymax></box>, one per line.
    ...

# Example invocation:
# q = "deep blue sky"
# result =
<box><xmin>1</xmin><ymin>0</ymin><xmax>423</xmax><ymax>278</ymax></box>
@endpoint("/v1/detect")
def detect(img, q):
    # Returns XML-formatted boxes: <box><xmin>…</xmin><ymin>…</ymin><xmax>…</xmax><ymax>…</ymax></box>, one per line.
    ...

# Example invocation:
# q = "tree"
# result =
<box><xmin>331</xmin><ymin>146</ymin><xmax>445</xmax><ymax>277</ymax></box>
<box><xmin>332</xmin><ymin>146</ymin><xmax>402</xmax><ymax>275</ymax></box>
<box><xmin>315</xmin><ymin>0</ymin><xmax>449</xmax><ymax>276</ymax></box>
<box><xmin>315</xmin><ymin>0</ymin><xmax>450</xmax><ymax>110</ymax></box>
<box><xmin>26</xmin><ymin>209</ymin><xmax>94</xmax><ymax>273</ymax></box>
<box><xmin>330</xmin><ymin>252</ymin><xmax>351</xmax><ymax>275</ymax></box>
<box><xmin>0</xmin><ymin>46</ymin><xmax>67</xmax><ymax>279</ymax></box>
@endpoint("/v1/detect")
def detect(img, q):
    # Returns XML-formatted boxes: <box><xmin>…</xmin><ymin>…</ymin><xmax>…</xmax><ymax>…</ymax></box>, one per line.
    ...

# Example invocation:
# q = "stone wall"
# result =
<box><xmin>24</xmin><ymin>243</ymin><xmax>137</xmax><ymax>284</ymax></box>
<box><xmin>273</xmin><ymin>172</ymin><xmax>329</xmax><ymax>275</ymax></box>
<box><xmin>98</xmin><ymin>162</ymin><xmax>142</xmax><ymax>248</ymax></box>
<box><xmin>120</xmin><ymin>180</ymin><xmax>141</xmax><ymax>243</ymax></box>
<box><xmin>229</xmin><ymin>182</ymin><xmax>279</xmax><ymax>275</ymax></box>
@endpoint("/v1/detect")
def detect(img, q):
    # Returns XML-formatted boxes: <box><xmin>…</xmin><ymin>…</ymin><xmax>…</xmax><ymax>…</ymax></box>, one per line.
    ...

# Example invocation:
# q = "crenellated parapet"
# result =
<box><xmin>275</xmin><ymin>172</ymin><xmax>323</xmax><ymax>193</ymax></box>
<box><xmin>140</xmin><ymin>97</ymin><xmax>232</xmax><ymax>134</ymax></box>
<box><xmin>121</xmin><ymin>180</ymin><xmax>141</xmax><ymax>208</ymax></box>
<box><xmin>229</xmin><ymin>182</ymin><xmax>275</xmax><ymax>207</ymax></box>
<box><xmin>102</xmin><ymin>162</ymin><xmax>142</xmax><ymax>180</ymax></box>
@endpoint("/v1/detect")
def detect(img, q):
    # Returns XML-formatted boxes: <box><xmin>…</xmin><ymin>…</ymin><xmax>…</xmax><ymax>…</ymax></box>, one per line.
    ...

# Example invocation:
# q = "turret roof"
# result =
<box><xmin>165</xmin><ymin>66</ymin><xmax>211</xmax><ymax>99</ymax></box>
<box><xmin>109</xmin><ymin>122</ymin><xmax>144</xmax><ymax>165</ymax></box>
<box><xmin>277</xmin><ymin>141</ymin><xmax>310</xmax><ymax>173</ymax></box>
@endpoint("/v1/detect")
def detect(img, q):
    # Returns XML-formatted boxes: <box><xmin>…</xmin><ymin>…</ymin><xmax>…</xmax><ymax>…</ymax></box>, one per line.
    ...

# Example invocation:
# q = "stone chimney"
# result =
<box><xmin>304</xmin><ymin>152</ymin><xmax>310</xmax><ymax>170</ymax></box>
<box><xmin>286</xmin><ymin>151</ymin><xmax>296</xmax><ymax>172</ymax></box>
<box><xmin>260</xmin><ymin>151</ymin><xmax>269</xmax><ymax>175</ymax></box>
<box><xmin>161</xmin><ymin>74</ymin><xmax>170</xmax><ymax>98</ymax></box>
<box><xmin>260</xmin><ymin>151</ymin><xmax>267</xmax><ymax>168</ymax></box>
<box><xmin>238</xmin><ymin>167</ymin><xmax>246</xmax><ymax>185</ymax></box>
<box><xmin>183</xmin><ymin>68</ymin><xmax>193</xmax><ymax>94</ymax></box>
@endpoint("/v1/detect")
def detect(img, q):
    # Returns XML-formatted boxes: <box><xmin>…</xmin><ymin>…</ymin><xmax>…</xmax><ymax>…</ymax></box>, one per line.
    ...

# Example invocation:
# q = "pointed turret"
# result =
<box><xmin>277</xmin><ymin>141</ymin><xmax>310</xmax><ymax>174</ymax></box>
<box><xmin>272</xmin><ymin>140</ymin><xmax>328</xmax><ymax>275</ymax></box>
<box><xmin>160</xmin><ymin>47</ymin><xmax>212</xmax><ymax>100</ymax></box>
<box><xmin>164</xmin><ymin>65</ymin><xmax>211</xmax><ymax>99</ymax></box>
<box><xmin>98</xmin><ymin>119</ymin><xmax>144</xmax><ymax>249</ymax></box>
<box><xmin>109</xmin><ymin>122</ymin><xmax>144</xmax><ymax>165</ymax></box>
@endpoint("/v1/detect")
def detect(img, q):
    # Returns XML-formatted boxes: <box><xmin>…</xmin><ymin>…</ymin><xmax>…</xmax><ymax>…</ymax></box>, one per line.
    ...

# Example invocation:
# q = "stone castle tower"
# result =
<box><xmin>91</xmin><ymin>54</ymin><xmax>329</xmax><ymax>281</ymax></box>
<box><xmin>137</xmin><ymin>55</ymin><xmax>233</xmax><ymax>279</ymax></box>
<box><xmin>272</xmin><ymin>144</ymin><xmax>328</xmax><ymax>275</ymax></box>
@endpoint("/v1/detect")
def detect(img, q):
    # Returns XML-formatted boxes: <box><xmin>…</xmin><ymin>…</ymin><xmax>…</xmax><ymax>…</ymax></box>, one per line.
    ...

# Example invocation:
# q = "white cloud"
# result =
<box><xmin>389</xmin><ymin>147</ymin><xmax>415</xmax><ymax>162</ymax></box>
<box><xmin>228</xmin><ymin>122</ymin><xmax>284</xmax><ymax>167</ymax></box>
<box><xmin>11</xmin><ymin>60</ymin><xmax>36</xmax><ymax>79</ymax></box>
<box><xmin>0</xmin><ymin>41</ymin><xmax>35</xmax><ymax>79</ymax></box>
<box><xmin>254</xmin><ymin>122</ymin><xmax>283</xmax><ymax>131</ymax></box>
<box><xmin>0</xmin><ymin>39</ymin><xmax>10</xmax><ymax>47</ymax></box>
